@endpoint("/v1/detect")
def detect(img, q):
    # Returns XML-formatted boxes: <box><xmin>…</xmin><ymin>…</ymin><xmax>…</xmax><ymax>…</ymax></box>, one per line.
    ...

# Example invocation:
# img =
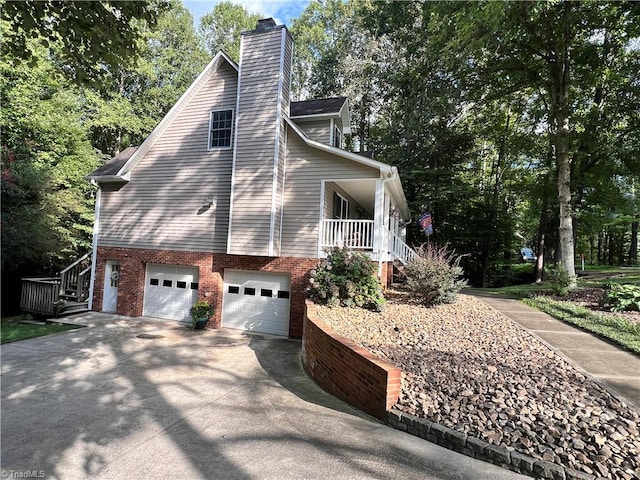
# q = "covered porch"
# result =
<box><xmin>318</xmin><ymin>176</ymin><xmax>417</xmax><ymax>265</ymax></box>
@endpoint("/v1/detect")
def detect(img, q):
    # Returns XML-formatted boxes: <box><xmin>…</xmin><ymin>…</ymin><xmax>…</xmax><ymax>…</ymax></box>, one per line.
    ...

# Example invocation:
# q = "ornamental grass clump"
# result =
<box><xmin>405</xmin><ymin>243</ymin><xmax>467</xmax><ymax>306</ymax></box>
<box><xmin>306</xmin><ymin>247</ymin><xmax>385</xmax><ymax>311</ymax></box>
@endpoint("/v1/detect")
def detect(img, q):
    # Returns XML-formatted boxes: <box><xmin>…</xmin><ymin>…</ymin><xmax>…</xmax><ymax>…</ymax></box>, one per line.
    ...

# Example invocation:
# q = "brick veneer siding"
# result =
<box><xmin>93</xmin><ymin>246</ymin><xmax>318</xmax><ymax>337</ymax></box>
<box><xmin>380</xmin><ymin>261</ymin><xmax>393</xmax><ymax>288</ymax></box>
<box><xmin>302</xmin><ymin>300</ymin><xmax>402</xmax><ymax>420</ymax></box>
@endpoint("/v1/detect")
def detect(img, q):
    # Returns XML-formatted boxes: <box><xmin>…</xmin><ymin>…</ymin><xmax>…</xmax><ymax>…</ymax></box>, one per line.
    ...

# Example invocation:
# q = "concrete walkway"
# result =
<box><xmin>1</xmin><ymin>312</ymin><xmax>526</xmax><ymax>480</ymax></box>
<box><xmin>469</xmin><ymin>291</ymin><xmax>640</xmax><ymax>409</ymax></box>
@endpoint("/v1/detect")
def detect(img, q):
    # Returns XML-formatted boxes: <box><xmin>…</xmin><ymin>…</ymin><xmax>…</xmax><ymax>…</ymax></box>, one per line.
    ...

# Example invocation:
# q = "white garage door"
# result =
<box><xmin>222</xmin><ymin>270</ymin><xmax>291</xmax><ymax>336</ymax></box>
<box><xmin>143</xmin><ymin>264</ymin><xmax>199</xmax><ymax>321</ymax></box>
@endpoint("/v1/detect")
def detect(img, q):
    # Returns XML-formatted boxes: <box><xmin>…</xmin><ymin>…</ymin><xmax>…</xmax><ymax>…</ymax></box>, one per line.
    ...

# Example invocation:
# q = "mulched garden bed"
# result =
<box><xmin>316</xmin><ymin>292</ymin><xmax>640</xmax><ymax>480</ymax></box>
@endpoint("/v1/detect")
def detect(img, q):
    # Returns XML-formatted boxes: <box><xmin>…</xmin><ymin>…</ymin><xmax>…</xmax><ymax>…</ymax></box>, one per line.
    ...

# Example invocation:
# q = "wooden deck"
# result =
<box><xmin>20</xmin><ymin>254</ymin><xmax>91</xmax><ymax>317</ymax></box>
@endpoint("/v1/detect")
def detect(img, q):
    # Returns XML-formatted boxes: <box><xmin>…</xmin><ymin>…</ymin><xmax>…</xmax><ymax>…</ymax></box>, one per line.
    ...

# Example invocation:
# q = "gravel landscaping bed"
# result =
<box><xmin>316</xmin><ymin>292</ymin><xmax>640</xmax><ymax>480</ymax></box>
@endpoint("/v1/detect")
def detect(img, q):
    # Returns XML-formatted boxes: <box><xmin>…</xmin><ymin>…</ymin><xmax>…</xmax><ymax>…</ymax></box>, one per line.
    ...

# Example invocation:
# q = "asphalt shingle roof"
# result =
<box><xmin>290</xmin><ymin>97</ymin><xmax>347</xmax><ymax>117</ymax></box>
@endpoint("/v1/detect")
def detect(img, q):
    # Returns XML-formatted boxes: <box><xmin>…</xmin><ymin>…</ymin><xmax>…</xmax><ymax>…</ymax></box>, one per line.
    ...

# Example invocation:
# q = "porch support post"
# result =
<box><xmin>373</xmin><ymin>179</ymin><xmax>384</xmax><ymax>258</ymax></box>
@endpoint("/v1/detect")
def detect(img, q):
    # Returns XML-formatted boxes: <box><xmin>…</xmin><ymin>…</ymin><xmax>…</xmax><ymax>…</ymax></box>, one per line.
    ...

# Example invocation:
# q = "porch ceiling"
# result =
<box><xmin>335</xmin><ymin>179</ymin><xmax>376</xmax><ymax>215</ymax></box>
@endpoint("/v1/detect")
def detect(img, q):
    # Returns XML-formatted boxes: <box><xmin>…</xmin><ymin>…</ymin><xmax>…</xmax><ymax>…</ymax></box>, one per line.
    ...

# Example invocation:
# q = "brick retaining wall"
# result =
<box><xmin>302</xmin><ymin>300</ymin><xmax>401</xmax><ymax>420</ymax></box>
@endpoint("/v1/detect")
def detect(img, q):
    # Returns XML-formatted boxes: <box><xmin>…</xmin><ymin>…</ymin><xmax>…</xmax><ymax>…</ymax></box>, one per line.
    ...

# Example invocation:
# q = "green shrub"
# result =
<box><xmin>306</xmin><ymin>247</ymin><xmax>385</xmax><ymax>311</ymax></box>
<box><xmin>601</xmin><ymin>283</ymin><xmax>640</xmax><ymax>312</ymax></box>
<box><xmin>489</xmin><ymin>263</ymin><xmax>535</xmax><ymax>287</ymax></box>
<box><xmin>404</xmin><ymin>243</ymin><xmax>468</xmax><ymax>306</ymax></box>
<box><xmin>545</xmin><ymin>265</ymin><xmax>571</xmax><ymax>296</ymax></box>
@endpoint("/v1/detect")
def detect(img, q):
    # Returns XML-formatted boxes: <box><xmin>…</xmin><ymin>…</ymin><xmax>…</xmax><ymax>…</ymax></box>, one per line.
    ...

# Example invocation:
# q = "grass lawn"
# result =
<box><xmin>522</xmin><ymin>296</ymin><xmax>640</xmax><ymax>355</ymax></box>
<box><xmin>482</xmin><ymin>265</ymin><xmax>640</xmax><ymax>354</ymax></box>
<box><xmin>1</xmin><ymin>315</ymin><xmax>81</xmax><ymax>344</ymax></box>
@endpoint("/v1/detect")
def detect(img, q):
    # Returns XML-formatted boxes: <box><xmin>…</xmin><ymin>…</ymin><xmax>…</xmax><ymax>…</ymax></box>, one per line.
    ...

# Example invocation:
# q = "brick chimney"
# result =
<box><xmin>227</xmin><ymin>19</ymin><xmax>292</xmax><ymax>257</ymax></box>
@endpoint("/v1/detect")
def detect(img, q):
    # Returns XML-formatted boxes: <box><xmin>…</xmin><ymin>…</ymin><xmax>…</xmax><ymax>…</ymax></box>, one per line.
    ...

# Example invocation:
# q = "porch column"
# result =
<box><xmin>373</xmin><ymin>179</ymin><xmax>384</xmax><ymax>258</ymax></box>
<box><xmin>382</xmin><ymin>192</ymin><xmax>391</xmax><ymax>258</ymax></box>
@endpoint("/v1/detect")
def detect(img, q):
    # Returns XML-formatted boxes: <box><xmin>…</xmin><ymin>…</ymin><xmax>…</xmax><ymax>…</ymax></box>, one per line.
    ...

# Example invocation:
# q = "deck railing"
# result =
<box><xmin>60</xmin><ymin>252</ymin><xmax>91</xmax><ymax>300</ymax></box>
<box><xmin>20</xmin><ymin>253</ymin><xmax>92</xmax><ymax>317</ymax></box>
<box><xmin>20</xmin><ymin>278</ymin><xmax>61</xmax><ymax>316</ymax></box>
<box><xmin>320</xmin><ymin>219</ymin><xmax>375</xmax><ymax>250</ymax></box>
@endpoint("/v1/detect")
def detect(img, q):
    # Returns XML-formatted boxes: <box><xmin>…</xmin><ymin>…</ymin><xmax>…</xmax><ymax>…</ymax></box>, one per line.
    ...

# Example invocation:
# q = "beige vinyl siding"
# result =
<box><xmin>323</xmin><ymin>183</ymin><xmax>361</xmax><ymax>219</ymax></box>
<box><xmin>281</xmin><ymin>128</ymin><xmax>379</xmax><ymax>258</ymax></box>
<box><xmin>98</xmin><ymin>62</ymin><xmax>238</xmax><ymax>252</ymax></box>
<box><xmin>229</xmin><ymin>28</ymin><xmax>289</xmax><ymax>256</ymax></box>
<box><xmin>272</xmin><ymin>35</ymin><xmax>293</xmax><ymax>256</ymax></box>
<box><xmin>294</xmin><ymin>119</ymin><xmax>331</xmax><ymax>144</ymax></box>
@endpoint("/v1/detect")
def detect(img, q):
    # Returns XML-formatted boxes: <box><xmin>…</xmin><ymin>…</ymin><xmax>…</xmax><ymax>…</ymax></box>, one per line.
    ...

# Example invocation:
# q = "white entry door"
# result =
<box><xmin>222</xmin><ymin>270</ymin><xmax>291</xmax><ymax>336</ymax></box>
<box><xmin>143</xmin><ymin>264</ymin><xmax>199</xmax><ymax>321</ymax></box>
<box><xmin>102</xmin><ymin>261</ymin><xmax>120</xmax><ymax>312</ymax></box>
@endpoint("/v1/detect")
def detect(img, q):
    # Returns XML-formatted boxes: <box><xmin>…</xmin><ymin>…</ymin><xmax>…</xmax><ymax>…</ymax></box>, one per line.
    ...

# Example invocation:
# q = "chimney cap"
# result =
<box><xmin>255</xmin><ymin>18</ymin><xmax>277</xmax><ymax>32</ymax></box>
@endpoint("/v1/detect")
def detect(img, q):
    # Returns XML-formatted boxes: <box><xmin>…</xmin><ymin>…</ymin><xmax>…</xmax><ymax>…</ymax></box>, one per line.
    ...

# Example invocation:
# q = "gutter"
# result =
<box><xmin>87</xmin><ymin>180</ymin><xmax>101</xmax><ymax>311</ymax></box>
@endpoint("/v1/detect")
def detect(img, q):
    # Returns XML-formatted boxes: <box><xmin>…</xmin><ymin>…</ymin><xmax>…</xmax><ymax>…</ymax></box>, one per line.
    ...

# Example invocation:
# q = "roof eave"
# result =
<box><xmin>290</xmin><ymin>112</ymin><xmax>339</xmax><ymax>121</ymax></box>
<box><xmin>84</xmin><ymin>173</ymin><xmax>131</xmax><ymax>184</ymax></box>
<box><xmin>339</xmin><ymin>99</ymin><xmax>352</xmax><ymax>135</ymax></box>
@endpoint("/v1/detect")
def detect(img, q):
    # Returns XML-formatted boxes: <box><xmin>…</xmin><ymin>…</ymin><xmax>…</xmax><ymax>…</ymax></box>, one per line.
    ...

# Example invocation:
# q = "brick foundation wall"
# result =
<box><xmin>302</xmin><ymin>300</ymin><xmax>402</xmax><ymax>420</ymax></box>
<box><xmin>93</xmin><ymin>246</ymin><xmax>317</xmax><ymax>337</ymax></box>
<box><xmin>380</xmin><ymin>261</ymin><xmax>393</xmax><ymax>289</ymax></box>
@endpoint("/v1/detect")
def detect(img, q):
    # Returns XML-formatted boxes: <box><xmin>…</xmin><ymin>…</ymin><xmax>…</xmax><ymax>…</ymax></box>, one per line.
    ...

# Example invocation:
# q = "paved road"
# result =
<box><xmin>470</xmin><ymin>291</ymin><xmax>640</xmax><ymax>409</ymax></box>
<box><xmin>1</xmin><ymin>313</ymin><xmax>526</xmax><ymax>480</ymax></box>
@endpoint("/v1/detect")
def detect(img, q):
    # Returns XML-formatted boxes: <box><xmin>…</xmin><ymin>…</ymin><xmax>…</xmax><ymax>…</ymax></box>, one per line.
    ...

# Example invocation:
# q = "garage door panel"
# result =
<box><xmin>222</xmin><ymin>270</ymin><xmax>290</xmax><ymax>336</ymax></box>
<box><xmin>143</xmin><ymin>264</ymin><xmax>199</xmax><ymax>321</ymax></box>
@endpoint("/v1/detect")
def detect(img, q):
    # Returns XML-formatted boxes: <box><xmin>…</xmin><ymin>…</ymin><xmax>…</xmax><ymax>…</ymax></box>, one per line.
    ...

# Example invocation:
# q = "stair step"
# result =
<box><xmin>59</xmin><ymin>303</ymin><xmax>89</xmax><ymax>316</ymax></box>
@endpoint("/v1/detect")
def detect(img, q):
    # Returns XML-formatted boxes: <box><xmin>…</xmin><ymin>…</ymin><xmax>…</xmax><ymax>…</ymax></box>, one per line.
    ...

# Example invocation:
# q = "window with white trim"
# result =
<box><xmin>333</xmin><ymin>126</ymin><xmax>342</xmax><ymax>148</ymax></box>
<box><xmin>208</xmin><ymin>109</ymin><xmax>234</xmax><ymax>149</ymax></box>
<box><xmin>333</xmin><ymin>192</ymin><xmax>349</xmax><ymax>219</ymax></box>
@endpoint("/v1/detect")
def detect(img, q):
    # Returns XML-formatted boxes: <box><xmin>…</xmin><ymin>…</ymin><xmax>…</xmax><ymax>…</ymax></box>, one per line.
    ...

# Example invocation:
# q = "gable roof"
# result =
<box><xmin>85</xmin><ymin>50</ymin><xmax>239</xmax><ymax>182</ymax></box>
<box><xmin>290</xmin><ymin>97</ymin><xmax>351</xmax><ymax>135</ymax></box>
<box><xmin>290</xmin><ymin>97</ymin><xmax>346</xmax><ymax>116</ymax></box>
<box><xmin>284</xmin><ymin>116</ymin><xmax>410</xmax><ymax>219</ymax></box>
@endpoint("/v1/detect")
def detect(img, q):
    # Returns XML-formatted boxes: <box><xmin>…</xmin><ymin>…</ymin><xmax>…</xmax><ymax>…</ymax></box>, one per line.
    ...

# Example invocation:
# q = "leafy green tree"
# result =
<box><xmin>199</xmin><ymin>1</ymin><xmax>260</xmax><ymax>62</ymax></box>
<box><xmin>86</xmin><ymin>1</ymin><xmax>209</xmax><ymax>155</ymax></box>
<box><xmin>365</xmin><ymin>0</ymin><xmax>640</xmax><ymax>284</ymax></box>
<box><xmin>1</xmin><ymin>0</ymin><xmax>168</xmax><ymax>84</ymax></box>
<box><xmin>292</xmin><ymin>0</ymin><xmax>391</xmax><ymax>151</ymax></box>
<box><xmin>1</xmin><ymin>39</ymin><xmax>101</xmax><ymax>274</ymax></box>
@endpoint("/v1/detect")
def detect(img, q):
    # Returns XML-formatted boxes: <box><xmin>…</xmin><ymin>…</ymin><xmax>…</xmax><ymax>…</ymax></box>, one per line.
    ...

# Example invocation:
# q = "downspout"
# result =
<box><xmin>377</xmin><ymin>170</ymin><xmax>396</xmax><ymax>279</ymax></box>
<box><xmin>87</xmin><ymin>180</ymin><xmax>101</xmax><ymax>311</ymax></box>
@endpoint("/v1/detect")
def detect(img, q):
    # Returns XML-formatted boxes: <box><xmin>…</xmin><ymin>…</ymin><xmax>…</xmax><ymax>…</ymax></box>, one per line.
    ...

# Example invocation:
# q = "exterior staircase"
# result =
<box><xmin>20</xmin><ymin>253</ymin><xmax>92</xmax><ymax>318</ymax></box>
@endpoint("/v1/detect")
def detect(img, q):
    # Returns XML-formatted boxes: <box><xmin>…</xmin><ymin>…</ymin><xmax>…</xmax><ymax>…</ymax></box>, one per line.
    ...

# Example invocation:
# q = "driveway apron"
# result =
<box><xmin>1</xmin><ymin>313</ymin><xmax>526</xmax><ymax>480</ymax></box>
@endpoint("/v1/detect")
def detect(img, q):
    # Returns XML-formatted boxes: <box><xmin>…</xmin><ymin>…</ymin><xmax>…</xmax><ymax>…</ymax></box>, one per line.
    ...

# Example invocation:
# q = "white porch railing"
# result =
<box><xmin>386</xmin><ymin>228</ymin><xmax>418</xmax><ymax>265</ymax></box>
<box><xmin>319</xmin><ymin>220</ymin><xmax>418</xmax><ymax>266</ymax></box>
<box><xmin>320</xmin><ymin>219</ymin><xmax>374</xmax><ymax>249</ymax></box>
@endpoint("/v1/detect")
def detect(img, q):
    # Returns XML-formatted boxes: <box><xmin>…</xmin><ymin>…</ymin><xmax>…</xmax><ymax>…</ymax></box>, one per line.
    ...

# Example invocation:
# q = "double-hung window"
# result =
<box><xmin>333</xmin><ymin>126</ymin><xmax>342</xmax><ymax>148</ymax></box>
<box><xmin>208</xmin><ymin>109</ymin><xmax>234</xmax><ymax>149</ymax></box>
<box><xmin>333</xmin><ymin>192</ymin><xmax>349</xmax><ymax>219</ymax></box>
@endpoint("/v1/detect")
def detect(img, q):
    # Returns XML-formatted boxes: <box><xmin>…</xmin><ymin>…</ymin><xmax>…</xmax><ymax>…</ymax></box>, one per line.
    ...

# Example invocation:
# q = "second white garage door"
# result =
<box><xmin>143</xmin><ymin>264</ymin><xmax>199</xmax><ymax>321</ymax></box>
<box><xmin>222</xmin><ymin>270</ymin><xmax>291</xmax><ymax>336</ymax></box>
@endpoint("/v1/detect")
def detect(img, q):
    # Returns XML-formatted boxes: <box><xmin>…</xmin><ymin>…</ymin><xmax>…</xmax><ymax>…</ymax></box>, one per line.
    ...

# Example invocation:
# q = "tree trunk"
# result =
<box><xmin>597</xmin><ymin>231</ymin><xmax>603</xmax><ymax>263</ymax></box>
<box><xmin>629</xmin><ymin>221</ymin><xmax>638</xmax><ymax>265</ymax></box>
<box><xmin>535</xmin><ymin>183</ymin><xmax>549</xmax><ymax>283</ymax></box>
<box><xmin>551</xmin><ymin>1</ymin><xmax>577</xmax><ymax>288</ymax></box>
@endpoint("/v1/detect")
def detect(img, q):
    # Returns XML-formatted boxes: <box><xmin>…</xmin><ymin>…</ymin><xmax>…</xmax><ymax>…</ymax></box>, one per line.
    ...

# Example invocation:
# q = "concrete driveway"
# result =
<box><xmin>1</xmin><ymin>313</ymin><xmax>526</xmax><ymax>480</ymax></box>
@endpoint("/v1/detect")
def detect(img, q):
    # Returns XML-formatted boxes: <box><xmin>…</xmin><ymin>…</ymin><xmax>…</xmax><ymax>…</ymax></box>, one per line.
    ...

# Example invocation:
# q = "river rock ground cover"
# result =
<box><xmin>316</xmin><ymin>292</ymin><xmax>640</xmax><ymax>480</ymax></box>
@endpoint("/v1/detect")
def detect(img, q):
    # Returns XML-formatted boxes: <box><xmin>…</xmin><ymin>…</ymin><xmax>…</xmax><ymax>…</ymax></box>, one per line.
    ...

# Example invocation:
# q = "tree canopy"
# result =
<box><xmin>199</xmin><ymin>1</ymin><xmax>260</xmax><ymax>62</ymax></box>
<box><xmin>1</xmin><ymin>1</ymin><xmax>169</xmax><ymax>84</ymax></box>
